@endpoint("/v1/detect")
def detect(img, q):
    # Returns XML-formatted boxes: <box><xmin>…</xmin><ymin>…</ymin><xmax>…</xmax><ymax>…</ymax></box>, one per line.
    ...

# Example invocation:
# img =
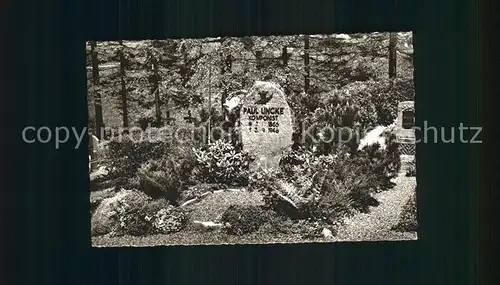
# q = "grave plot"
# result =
<box><xmin>87</xmin><ymin>32</ymin><xmax>417</xmax><ymax>246</ymax></box>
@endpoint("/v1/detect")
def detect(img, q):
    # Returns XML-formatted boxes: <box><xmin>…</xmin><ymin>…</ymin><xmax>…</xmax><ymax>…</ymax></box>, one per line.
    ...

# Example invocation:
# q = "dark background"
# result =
<box><xmin>2</xmin><ymin>0</ymin><xmax>490</xmax><ymax>284</ymax></box>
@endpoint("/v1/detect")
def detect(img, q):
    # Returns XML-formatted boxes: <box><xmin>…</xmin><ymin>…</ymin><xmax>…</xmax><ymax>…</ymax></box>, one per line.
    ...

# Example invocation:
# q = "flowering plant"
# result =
<box><xmin>194</xmin><ymin>140</ymin><xmax>252</xmax><ymax>185</ymax></box>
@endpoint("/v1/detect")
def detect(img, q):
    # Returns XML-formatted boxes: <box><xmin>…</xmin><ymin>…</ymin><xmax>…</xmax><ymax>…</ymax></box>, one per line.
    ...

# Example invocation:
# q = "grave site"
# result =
<box><xmin>87</xmin><ymin>33</ymin><xmax>417</xmax><ymax>246</ymax></box>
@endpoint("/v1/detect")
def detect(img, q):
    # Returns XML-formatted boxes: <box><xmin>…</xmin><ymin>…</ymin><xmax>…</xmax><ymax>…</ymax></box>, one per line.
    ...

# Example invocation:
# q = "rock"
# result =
<box><xmin>240</xmin><ymin>81</ymin><xmax>294</xmax><ymax>170</ymax></box>
<box><xmin>91</xmin><ymin>190</ymin><xmax>150</xmax><ymax>236</ymax></box>
<box><xmin>180</xmin><ymin>198</ymin><xmax>198</xmax><ymax>208</ymax></box>
<box><xmin>90</xmin><ymin>188</ymin><xmax>116</xmax><ymax>214</ymax></box>
<box><xmin>322</xmin><ymin>227</ymin><xmax>334</xmax><ymax>239</ymax></box>
<box><xmin>89</xmin><ymin>166</ymin><xmax>114</xmax><ymax>192</ymax></box>
<box><xmin>193</xmin><ymin>220</ymin><xmax>223</xmax><ymax>231</ymax></box>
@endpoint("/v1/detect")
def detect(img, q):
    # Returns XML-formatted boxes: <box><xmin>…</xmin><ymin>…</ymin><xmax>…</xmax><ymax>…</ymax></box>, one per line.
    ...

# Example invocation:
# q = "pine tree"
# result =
<box><xmin>119</xmin><ymin>40</ymin><xmax>129</xmax><ymax>129</ymax></box>
<box><xmin>304</xmin><ymin>35</ymin><xmax>311</xmax><ymax>94</ymax></box>
<box><xmin>90</xmin><ymin>41</ymin><xmax>104</xmax><ymax>139</ymax></box>
<box><xmin>389</xmin><ymin>32</ymin><xmax>397</xmax><ymax>78</ymax></box>
<box><xmin>150</xmin><ymin>43</ymin><xmax>162</xmax><ymax>126</ymax></box>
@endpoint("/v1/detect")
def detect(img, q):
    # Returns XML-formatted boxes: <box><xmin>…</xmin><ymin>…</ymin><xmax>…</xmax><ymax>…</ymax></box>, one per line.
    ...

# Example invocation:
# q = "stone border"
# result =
<box><xmin>180</xmin><ymin>188</ymin><xmax>248</xmax><ymax>208</ymax></box>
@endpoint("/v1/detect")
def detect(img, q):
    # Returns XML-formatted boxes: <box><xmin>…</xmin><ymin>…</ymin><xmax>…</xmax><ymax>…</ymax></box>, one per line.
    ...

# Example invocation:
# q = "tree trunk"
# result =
<box><xmin>119</xmin><ymin>41</ymin><xmax>129</xmax><ymax>129</ymax></box>
<box><xmin>151</xmin><ymin>49</ymin><xmax>162</xmax><ymax>126</ymax></box>
<box><xmin>208</xmin><ymin>67</ymin><xmax>212</xmax><ymax>144</ymax></box>
<box><xmin>225</xmin><ymin>54</ymin><xmax>233</xmax><ymax>72</ymax></box>
<box><xmin>90</xmin><ymin>41</ymin><xmax>104</xmax><ymax>139</ymax></box>
<box><xmin>255</xmin><ymin>50</ymin><xmax>263</xmax><ymax>70</ymax></box>
<box><xmin>221</xmin><ymin>54</ymin><xmax>232</xmax><ymax>120</ymax></box>
<box><xmin>389</xmin><ymin>32</ymin><xmax>397</xmax><ymax>78</ymax></box>
<box><xmin>304</xmin><ymin>35</ymin><xmax>310</xmax><ymax>94</ymax></box>
<box><xmin>180</xmin><ymin>42</ymin><xmax>189</xmax><ymax>85</ymax></box>
<box><xmin>281</xmin><ymin>46</ymin><xmax>289</xmax><ymax>67</ymax></box>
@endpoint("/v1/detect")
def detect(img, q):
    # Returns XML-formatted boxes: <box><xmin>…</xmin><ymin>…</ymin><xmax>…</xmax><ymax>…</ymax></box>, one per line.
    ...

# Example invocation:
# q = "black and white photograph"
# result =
<box><xmin>87</xmin><ymin>32</ymin><xmax>417</xmax><ymax>247</ymax></box>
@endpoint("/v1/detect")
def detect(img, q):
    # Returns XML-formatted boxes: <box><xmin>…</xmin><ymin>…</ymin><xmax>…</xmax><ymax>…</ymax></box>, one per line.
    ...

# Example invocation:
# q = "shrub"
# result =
<box><xmin>219</xmin><ymin>204</ymin><xmax>314</xmax><ymax>237</ymax></box>
<box><xmin>90</xmin><ymin>188</ymin><xmax>116</xmax><ymax>215</ymax></box>
<box><xmin>279</xmin><ymin>146</ymin><xmax>349</xmax><ymax>187</ymax></box>
<box><xmin>298</xmin><ymin>90</ymin><xmax>360</xmax><ymax>154</ymax></box>
<box><xmin>91</xmin><ymin>190</ymin><xmax>151</xmax><ymax>235</ymax></box>
<box><xmin>247</xmin><ymin>167</ymin><xmax>301</xmax><ymax>217</ymax></box>
<box><xmin>110</xmin><ymin>190</ymin><xmax>153</xmax><ymax>236</ymax></box>
<box><xmin>372</xmin><ymin>78</ymin><xmax>415</xmax><ymax>125</ymax></box>
<box><xmin>221</xmin><ymin>205</ymin><xmax>267</xmax><ymax>235</ymax></box>
<box><xmin>170</xmin><ymin>143</ymin><xmax>199</xmax><ymax>185</ymax></box>
<box><xmin>112</xmin><ymin>196</ymin><xmax>189</xmax><ymax>236</ymax></box>
<box><xmin>355</xmin><ymin>131</ymin><xmax>401</xmax><ymax>192</ymax></box>
<box><xmin>137</xmin><ymin>157</ymin><xmax>183</xmax><ymax>204</ymax></box>
<box><xmin>106</xmin><ymin>136</ymin><xmax>170</xmax><ymax>162</ymax></box>
<box><xmin>193</xmin><ymin>140</ymin><xmax>252</xmax><ymax>186</ymax></box>
<box><xmin>102</xmin><ymin>132</ymin><xmax>199</xmax><ymax>189</ymax></box>
<box><xmin>269</xmin><ymin>146</ymin><xmax>384</xmax><ymax>223</ymax></box>
<box><xmin>247</xmin><ymin>165</ymin><xmax>366</xmax><ymax>235</ymax></box>
<box><xmin>306</xmin><ymin>166</ymin><xmax>380</xmax><ymax>222</ymax></box>
<box><xmin>341</xmin><ymin>78</ymin><xmax>415</xmax><ymax>127</ymax></box>
<box><xmin>257</xmin><ymin>210</ymin><xmax>295</xmax><ymax>234</ymax></box>
<box><xmin>104</xmin><ymin>137</ymin><xmax>172</xmax><ymax>182</ymax></box>
<box><xmin>406</xmin><ymin>160</ymin><xmax>416</xmax><ymax>177</ymax></box>
<box><xmin>148</xmin><ymin>200</ymin><xmax>189</xmax><ymax>234</ymax></box>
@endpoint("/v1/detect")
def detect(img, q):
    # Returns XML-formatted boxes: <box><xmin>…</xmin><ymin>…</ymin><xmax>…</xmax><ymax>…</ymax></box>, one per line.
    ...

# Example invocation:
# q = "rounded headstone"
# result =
<box><xmin>91</xmin><ymin>135</ymin><xmax>99</xmax><ymax>152</ymax></box>
<box><xmin>240</xmin><ymin>81</ymin><xmax>294</xmax><ymax>170</ymax></box>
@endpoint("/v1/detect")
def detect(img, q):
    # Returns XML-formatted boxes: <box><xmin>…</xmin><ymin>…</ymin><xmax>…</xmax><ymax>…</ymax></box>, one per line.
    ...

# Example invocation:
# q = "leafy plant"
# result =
<box><xmin>104</xmin><ymin>137</ymin><xmax>172</xmax><ymax>181</ymax></box>
<box><xmin>406</xmin><ymin>160</ymin><xmax>416</xmax><ymax>177</ymax></box>
<box><xmin>193</xmin><ymin>140</ymin><xmax>252</xmax><ymax>186</ymax></box>
<box><xmin>373</xmin><ymin>78</ymin><xmax>415</xmax><ymax>126</ymax></box>
<box><xmin>111</xmin><ymin>190</ymin><xmax>153</xmax><ymax>236</ymax></box>
<box><xmin>147</xmin><ymin>200</ymin><xmax>189</xmax><ymax>234</ymax></box>
<box><xmin>297</xmin><ymin>89</ymin><xmax>361</xmax><ymax>154</ymax></box>
<box><xmin>267</xmin><ymin>144</ymin><xmax>398</xmax><ymax>223</ymax></box>
<box><xmin>137</xmin><ymin>157</ymin><xmax>183</xmax><ymax>204</ymax></box>
<box><xmin>220</xmin><ymin>205</ymin><xmax>267</xmax><ymax>235</ymax></box>
<box><xmin>113</xmin><ymin>196</ymin><xmax>189</xmax><ymax>236</ymax></box>
<box><xmin>355</xmin><ymin>131</ymin><xmax>401</xmax><ymax>192</ymax></box>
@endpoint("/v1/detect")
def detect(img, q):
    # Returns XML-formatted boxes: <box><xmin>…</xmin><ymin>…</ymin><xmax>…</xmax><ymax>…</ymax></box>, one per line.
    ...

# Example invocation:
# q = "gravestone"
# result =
<box><xmin>395</xmin><ymin>101</ymin><xmax>415</xmax><ymax>155</ymax></box>
<box><xmin>183</xmin><ymin>110</ymin><xmax>195</xmax><ymax>124</ymax></box>
<box><xmin>89</xmin><ymin>135</ymin><xmax>100</xmax><ymax>171</ymax></box>
<box><xmin>91</xmin><ymin>135</ymin><xmax>99</xmax><ymax>153</ymax></box>
<box><xmin>240</xmin><ymin>81</ymin><xmax>294</xmax><ymax>170</ymax></box>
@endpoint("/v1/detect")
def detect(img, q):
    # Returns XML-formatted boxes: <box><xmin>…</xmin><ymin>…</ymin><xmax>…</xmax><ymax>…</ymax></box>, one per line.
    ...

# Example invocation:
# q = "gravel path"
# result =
<box><xmin>333</xmin><ymin>174</ymin><xmax>417</xmax><ymax>242</ymax></box>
